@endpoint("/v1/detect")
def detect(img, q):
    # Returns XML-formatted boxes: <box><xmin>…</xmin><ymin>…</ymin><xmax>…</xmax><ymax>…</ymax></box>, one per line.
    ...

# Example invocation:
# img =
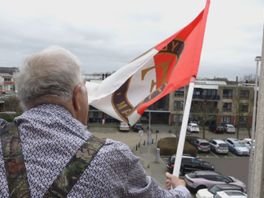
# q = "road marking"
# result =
<box><xmin>228</xmin><ymin>152</ymin><xmax>237</xmax><ymax>157</ymax></box>
<box><xmin>210</xmin><ymin>152</ymin><xmax>219</xmax><ymax>158</ymax></box>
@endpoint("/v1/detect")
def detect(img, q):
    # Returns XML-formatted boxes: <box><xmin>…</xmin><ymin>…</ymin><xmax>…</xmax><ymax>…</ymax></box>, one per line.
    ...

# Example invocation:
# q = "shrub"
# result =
<box><xmin>2</xmin><ymin>95</ymin><xmax>22</xmax><ymax>113</ymax></box>
<box><xmin>0</xmin><ymin>112</ymin><xmax>17</xmax><ymax>122</ymax></box>
<box><xmin>157</xmin><ymin>137</ymin><xmax>197</xmax><ymax>156</ymax></box>
<box><xmin>185</xmin><ymin>135</ymin><xmax>200</xmax><ymax>145</ymax></box>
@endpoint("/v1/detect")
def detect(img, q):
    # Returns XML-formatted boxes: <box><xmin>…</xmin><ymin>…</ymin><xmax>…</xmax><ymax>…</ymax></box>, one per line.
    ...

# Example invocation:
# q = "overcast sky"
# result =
<box><xmin>0</xmin><ymin>0</ymin><xmax>263</xmax><ymax>80</ymax></box>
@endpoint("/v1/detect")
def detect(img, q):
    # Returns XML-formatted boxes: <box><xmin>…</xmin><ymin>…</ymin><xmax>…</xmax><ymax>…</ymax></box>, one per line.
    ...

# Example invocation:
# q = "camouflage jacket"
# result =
<box><xmin>0</xmin><ymin>121</ymin><xmax>105</xmax><ymax>198</ymax></box>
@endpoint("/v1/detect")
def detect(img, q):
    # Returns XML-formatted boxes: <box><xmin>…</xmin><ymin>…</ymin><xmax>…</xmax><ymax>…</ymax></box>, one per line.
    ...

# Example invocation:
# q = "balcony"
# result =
<box><xmin>191</xmin><ymin>108</ymin><xmax>218</xmax><ymax>113</ymax></box>
<box><xmin>192</xmin><ymin>94</ymin><xmax>220</xmax><ymax>100</ymax></box>
<box><xmin>222</xmin><ymin>94</ymin><xmax>233</xmax><ymax>99</ymax></box>
<box><xmin>222</xmin><ymin>108</ymin><xmax>232</xmax><ymax>112</ymax></box>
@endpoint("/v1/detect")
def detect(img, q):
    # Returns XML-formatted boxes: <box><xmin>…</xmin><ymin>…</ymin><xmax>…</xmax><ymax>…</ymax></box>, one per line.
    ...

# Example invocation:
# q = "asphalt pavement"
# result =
<box><xmin>90</xmin><ymin>123</ymin><xmax>251</xmax><ymax>193</ymax></box>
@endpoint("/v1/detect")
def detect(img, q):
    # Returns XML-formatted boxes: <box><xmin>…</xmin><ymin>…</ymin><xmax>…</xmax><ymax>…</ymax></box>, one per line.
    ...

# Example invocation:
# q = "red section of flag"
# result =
<box><xmin>154</xmin><ymin>53</ymin><xmax>177</xmax><ymax>89</ymax></box>
<box><xmin>137</xmin><ymin>0</ymin><xmax>210</xmax><ymax>114</ymax></box>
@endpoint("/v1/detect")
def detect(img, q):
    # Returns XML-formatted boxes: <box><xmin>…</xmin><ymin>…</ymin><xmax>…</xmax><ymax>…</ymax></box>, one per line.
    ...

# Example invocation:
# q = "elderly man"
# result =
<box><xmin>0</xmin><ymin>47</ymin><xmax>191</xmax><ymax>197</ymax></box>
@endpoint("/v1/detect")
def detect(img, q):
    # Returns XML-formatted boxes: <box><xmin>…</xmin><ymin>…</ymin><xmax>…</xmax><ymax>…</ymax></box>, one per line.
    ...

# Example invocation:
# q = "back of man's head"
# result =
<box><xmin>15</xmin><ymin>46</ymin><xmax>83</xmax><ymax>109</ymax></box>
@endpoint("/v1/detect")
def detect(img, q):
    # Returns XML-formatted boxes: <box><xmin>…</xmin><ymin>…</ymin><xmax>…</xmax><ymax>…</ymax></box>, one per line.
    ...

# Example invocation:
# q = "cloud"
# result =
<box><xmin>0</xmin><ymin>0</ymin><xmax>263</xmax><ymax>79</ymax></box>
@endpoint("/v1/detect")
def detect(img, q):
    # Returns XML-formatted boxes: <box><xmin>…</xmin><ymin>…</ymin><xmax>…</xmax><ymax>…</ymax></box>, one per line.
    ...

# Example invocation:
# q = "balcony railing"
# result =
<box><xmin>192</xmin><ymin>95</ymin><xmax>220</xmax><ymax>100</ymax></box>
<box><xmin>222</xmin><ymin>95</ymin><xmax>233</xmax><ymax>99</ymax></box>
<box><xmin>222</xmin><ymin>108</ymin><xmax>232</xmax><ymax>112</ymax></box>
<box><xmin>190</xmin><ymin>108</ymin><xmax>218</xmax><ymax>113</ymax></box>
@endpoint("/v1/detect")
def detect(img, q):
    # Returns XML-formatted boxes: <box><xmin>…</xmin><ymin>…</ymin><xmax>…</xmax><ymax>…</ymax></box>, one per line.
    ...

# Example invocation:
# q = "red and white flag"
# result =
<box><xmin>87</xmin><ymin>0</ymin><xmax>210</xmax><ymax>125</ymax></box>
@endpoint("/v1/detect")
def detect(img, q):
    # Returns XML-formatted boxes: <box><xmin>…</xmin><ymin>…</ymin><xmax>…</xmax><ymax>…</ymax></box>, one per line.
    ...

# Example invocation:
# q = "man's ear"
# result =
<box><xmin>72</xmin><ymin>84</ymin><xmax>82</xmax><ymax>112</ymax></box>
<box><xmin>72</xmin><ymin>83</ymin><xmax>89</xmax><ymax>125</ymax></box>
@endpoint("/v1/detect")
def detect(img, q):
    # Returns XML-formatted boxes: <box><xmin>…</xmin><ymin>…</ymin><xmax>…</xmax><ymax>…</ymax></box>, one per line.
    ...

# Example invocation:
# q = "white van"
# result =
<box><xmin>119</xmin><ymin>122</ymin><xmax>130</xmax><ymax>132</ymax></box>
<box><xmin>187</xmin><ymin>122</ymin><xmax>200</xmax><ymax>133</ymax></box>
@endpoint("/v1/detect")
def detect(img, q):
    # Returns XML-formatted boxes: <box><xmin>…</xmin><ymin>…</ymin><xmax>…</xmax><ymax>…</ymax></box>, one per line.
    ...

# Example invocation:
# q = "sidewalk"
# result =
<box><xmin>132</xmin><ymin>143</ymin><xmax>167</xmax><ymax>188</ymax></box>
<box><xmin>91</xmin><ymin>128</ymin><xmax>169</xmax><ymax>188</ymax></box>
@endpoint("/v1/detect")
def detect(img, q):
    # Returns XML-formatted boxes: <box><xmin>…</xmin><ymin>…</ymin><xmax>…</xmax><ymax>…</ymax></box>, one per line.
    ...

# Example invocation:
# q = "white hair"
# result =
<box><xmin>15</xmin><ymin>46</ymin><xmax>83</xmax><ymax>107</ymax></box>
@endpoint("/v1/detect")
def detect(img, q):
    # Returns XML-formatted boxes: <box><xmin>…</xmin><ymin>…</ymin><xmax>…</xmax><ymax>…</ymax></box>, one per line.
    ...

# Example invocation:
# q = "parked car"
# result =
<box><xmin>184</xmin><ymin>171</ymin><xmax>246</xmax><ymax>193</ymax></box>
<box><xmin>225</xmin><ymin>138</ymin><xmax>249</xmax><ymax>156</ymax></box>
<box><xmin>119</xmin><ymin>122</ymin><xmax>130</xmax><ymax>132</ymax></box>
<box><xmin>193</xmin><ymin>139</ymin><xmax>211</xmax><ymax>153</ymax></box>
<box><xmin>196</xmin><ymin>184</ymin><xmax>245</xmax><ymax>198</ymax></box>
<box><xmin>131</xmin><ymin>123</ymin><xmax>144</xmax><ymax>132</ymax></box>
<box><xmin>187</xmin><ymin>122</ymin><xmax>200</xmax><ymax>133</ymax></box>
<box><xmin>215</xmin><ymin>190</ymin><xmax>247</xmax><ymax>198</ymax></box>
<box><xmin>209</xmin><ymin>123</ymin><xmax>225</xmax><ymax>133</ymax></box>
<box><xmin>224</xmin><ymin>124</ymin><xmax>236</xmax><ymax>133</ymax></box>
<box><xmin>209</xmin><ymin>139</ymin><xmax>229</xmax><ymax>154</ymax></box>
<box><xmin>216</xmin><ymin>125</ymin><xmax>226</xmax><ymax>133</ymax></box>
<box><xmin>167</xmin><ymin>155</ymin><xmax>214</xmax><ymax>175</ymax></box>
<box><xmin>241</xmin><ymin>138</ymin><xmax>254</xmax><ymax>151</ymax></box>
<box><xmin>208</xmin><ymin>122</ymin><xmax>216</xmax><ymax>132</ymax></box>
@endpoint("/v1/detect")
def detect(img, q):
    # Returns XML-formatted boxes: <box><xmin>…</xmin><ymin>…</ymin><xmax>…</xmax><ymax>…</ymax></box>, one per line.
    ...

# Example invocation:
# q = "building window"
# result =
<box><xmin>222</xmin><ymin>103</ymin><xmax>232</xmax><ymax>112</ymax></box>
<box><xmin>223</xmin><ymin>89</ymin><xmax>233</xmax><ymax>99</ymax></box>
<box><xmin>239</xmin><ymin>116</ymin><xmax>247</xmax><ymax>124</ymax></box>
<box><xmin>3</xmin><ymin>77</ymin><xmax>12</xmax><ymax>82</ymax></box>
<box><xmin>240</xmin><ymin>90</ymin><xmax>249</xmax><ymax>99</ymax></box>
<box><xmin>174</xmin><ymin>101</ymin><xmax>184</xmax><ymax>111</ymax></box>
<box><xmin>222</xmin><ymin>116</ymin><xmax>231</xmax><ymax>123</ymax></box>
<box><xmin>193</xmin><ymin>88</ymin><xmax>219</xmax><ymax>100</ymax></box>
<box><xmin>174</xmin><ymin>88</ymin><xmax>184</xmax><ymax>97</ymax></box>
<box><xmin>204</xmin><ymin>89</ymin><xmax>217</xmax><ymax>96</ymax></box>
<box><xmin>193</xmin><ymin>88</ymin><xmax>202</xmax><ymax>96</ymax></box>
<box><xmin>174</xmin><ymin>114</ymin><xmax>183</xmax><ymax>123</ymax></box>
<box><xmin>149</xmin><ymin>96</ymin><xmax>168</xmax><ymax>110</ymax></box>
<box><xmin>240</xmin><ymin>103</ymin><xmax>248</xmax><ymax>113</ymax></box>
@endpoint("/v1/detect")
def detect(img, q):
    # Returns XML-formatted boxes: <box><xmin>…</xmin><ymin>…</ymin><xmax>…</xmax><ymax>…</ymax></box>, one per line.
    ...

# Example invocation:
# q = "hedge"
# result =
<box><xmin>157</xmin><ymin>137</ymin><xmax>197</xmax><ymax>156</ymax></box>
<box><xmin>0</xmin><ymin>112</ymin><xmax>20</xmax><ymax>122</ymax></box>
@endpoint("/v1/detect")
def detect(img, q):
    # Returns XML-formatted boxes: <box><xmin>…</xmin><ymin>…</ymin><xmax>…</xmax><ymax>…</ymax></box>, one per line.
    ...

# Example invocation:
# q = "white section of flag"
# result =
<box><xmin>86</xmin><ymin>48</ymin><xmax>158</xmax><ymax>124</ymax></box>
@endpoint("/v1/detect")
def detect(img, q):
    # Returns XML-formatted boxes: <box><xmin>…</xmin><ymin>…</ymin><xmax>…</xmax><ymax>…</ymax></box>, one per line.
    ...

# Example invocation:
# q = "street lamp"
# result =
<box><xmin>255</xmin><ymin>56</ymin><xmax>261</xmax><ymax>62</ymax></box>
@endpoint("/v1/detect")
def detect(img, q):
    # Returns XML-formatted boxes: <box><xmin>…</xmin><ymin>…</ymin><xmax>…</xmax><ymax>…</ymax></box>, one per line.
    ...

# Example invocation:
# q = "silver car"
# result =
<box><xmin>215</xmin><ymin>190</ymin><xmax>247</xmax><ymax>198</ymax></box>
<box><xmin>224</xmin><ymin>124</ymin><xmax>236</xmax><ymax>133</ymax></box>
<box><xmin>225</xmin><ymin>138</ymin><xmax>249</xmax><ymax>156</ymax></box>
<box><xmin>196</xmin><ymin>184</ymin><xmax>245</xmax><ymax>198</ymax></box>
<box><xmin>194</xmin><ymin>139</ymin><xmax>211</xmax><ymax>152</ymax></box>
<box><xmin>185</xmin><ymin>171</ymin><xmax>246</xmax><ymax>192</ymax></box>
<box><xmin>241</xmin><ymin>138</ymin><xmax>254</xmax><ymax>151</ymax></box>
<box><xmin>209</xmin><ymin>139</ymin><xmax>229</xmax><ymax>154</ymax></box>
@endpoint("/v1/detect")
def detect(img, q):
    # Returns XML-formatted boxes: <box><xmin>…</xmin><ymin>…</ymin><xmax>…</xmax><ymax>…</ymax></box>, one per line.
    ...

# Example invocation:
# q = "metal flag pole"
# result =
<box><xmin>249</xmin><ymin>26</ymin><xmax>264</xmax><ymax>198</ymax></box>
<box><xmin>247</xmin><ymin>55</ymin><xmax>261</xmax><ymax>197</ymax></box>
<box><xmin>173</xmin><ymin>77</ymin><xmax>195</xmax><ymax>176</ymax></box>
<box><xmin>251</xmin><ymin>56</ymin><xmax>261</xmax><ymax>140</ymax></box>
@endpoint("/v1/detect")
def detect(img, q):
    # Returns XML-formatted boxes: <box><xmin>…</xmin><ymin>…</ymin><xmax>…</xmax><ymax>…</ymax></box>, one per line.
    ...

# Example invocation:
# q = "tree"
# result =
<box><xmin>2</xmin><ymin>95</ymin><xmax>22</xmax><ymax>113</ymax></box>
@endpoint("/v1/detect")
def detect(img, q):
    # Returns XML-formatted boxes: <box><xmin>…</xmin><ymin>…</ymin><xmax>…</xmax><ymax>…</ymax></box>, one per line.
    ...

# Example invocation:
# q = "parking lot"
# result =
<box><xmin>90</xmin><ymin>123</ymin><xmax>251</xmax><ymax>192</ymax></box>
<box><xmin>161</xmin><ymin>153</ymin><xmax>249</xmax><ymax>182</ymax></box>
<box><xmin>197</xmin><ymin>150</ymin><xmax>249</xmax><ymax>158</ymax></box>
<box><xmin>90</xmin><ymin>123</ymin><xmax>251</xmax><ymax>154</ymax></box>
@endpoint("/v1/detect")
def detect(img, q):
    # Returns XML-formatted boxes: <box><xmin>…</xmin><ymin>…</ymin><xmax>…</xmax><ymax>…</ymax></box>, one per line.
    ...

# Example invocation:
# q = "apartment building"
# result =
<box><xmin>84</xmin><ymin>73</ymin><xmax>255</xmax><ymax>127</ymax></box>
<box><xmin>169</xmin><ymin>79</ymin><xmax>254</xmax><ymax>129</ymax></box>
<box><xmin>0</xmin><ymin>67</ymin><xmax>17</xmax><ymax>94</ymax></box>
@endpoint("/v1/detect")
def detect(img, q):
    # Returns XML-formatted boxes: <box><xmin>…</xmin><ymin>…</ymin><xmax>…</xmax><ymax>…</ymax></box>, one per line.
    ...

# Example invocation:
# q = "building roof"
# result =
<box><xmin>0</xmin><ymin>67</ymin><xmax>18</xmax><ymax>75</ymax></box>
<box><xmin>194</xmin><ymin>79</ymin><xmax>227</xmax><ymax>89</ymax></box>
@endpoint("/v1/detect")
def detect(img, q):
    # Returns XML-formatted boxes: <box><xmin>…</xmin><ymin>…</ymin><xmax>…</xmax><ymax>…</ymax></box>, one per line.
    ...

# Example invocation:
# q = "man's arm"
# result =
<box><xmin>165</xmin><ymin>172</ymin><xmax>191</xmax><ymax>197</ymax></box>
<box><xmin>123</xmin><ymin>146</ymin><xmax>191</xmax><ymax>198</ymax></box>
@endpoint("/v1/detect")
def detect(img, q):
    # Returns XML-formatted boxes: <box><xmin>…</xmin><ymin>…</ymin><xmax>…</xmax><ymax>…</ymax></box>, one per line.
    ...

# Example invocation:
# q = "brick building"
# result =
<box><xmin>169</xmin><ymin>79</ymin><xmax>254</xmax><ymax>129</ymax></box>
<box><xmin>0</xmin><ymin>67</ymin><xmax>17</xmax><ymax>94</ymax></box>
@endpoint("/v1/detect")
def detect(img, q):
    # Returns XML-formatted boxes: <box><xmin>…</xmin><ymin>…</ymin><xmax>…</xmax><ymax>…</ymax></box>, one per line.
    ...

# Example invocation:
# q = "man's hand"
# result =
<box><xmin>165</xmin><ymin>172</ymin><xmax>186</xmax><ymax>189</ymax></box>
